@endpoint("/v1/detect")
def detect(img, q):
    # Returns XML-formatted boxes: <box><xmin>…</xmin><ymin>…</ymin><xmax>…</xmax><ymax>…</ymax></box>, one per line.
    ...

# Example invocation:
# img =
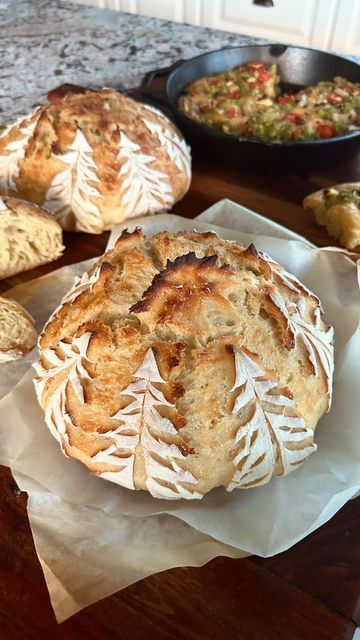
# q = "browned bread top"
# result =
<box><xmin>0</xmin><ymin>86</ymin><xmax>191</xmax><ymax>233</ymax></box>
<box><xmin>34</xmin><ymin>229</ymin><xmax>334</xmax><ymax>499</ymax></box>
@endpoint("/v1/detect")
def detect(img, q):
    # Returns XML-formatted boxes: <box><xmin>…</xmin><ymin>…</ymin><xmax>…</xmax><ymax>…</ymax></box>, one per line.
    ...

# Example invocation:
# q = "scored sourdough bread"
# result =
<box><xmin>0</xmin><ymin>85</ymin><xmax>191</xmax><ymax>234</ymax></box>
<box><xmin>0</xmin><ymin>196</ymin><xmax>63</xmax><ymax>279</ymax></box>
<box><xmin>0</xmin><ymin>296</ymin><xmax>37</xmax><ymax>362</ymax></box>
<box><xmin>34</xmin><ymin>229</ymin><xmax>334</xmax><ymax>499</ymax></box>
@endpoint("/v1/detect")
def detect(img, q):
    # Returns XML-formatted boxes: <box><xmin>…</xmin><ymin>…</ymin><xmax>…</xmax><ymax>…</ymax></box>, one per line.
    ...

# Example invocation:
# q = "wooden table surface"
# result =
<box><xmin>0</xmin><ymin>150</ymin><xmax>359</xmax><ymax>640</ymax></box>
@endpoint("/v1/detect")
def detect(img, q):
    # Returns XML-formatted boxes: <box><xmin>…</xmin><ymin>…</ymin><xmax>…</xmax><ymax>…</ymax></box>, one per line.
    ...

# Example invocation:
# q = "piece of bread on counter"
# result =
<box><xmin>303</xmin><ymin>183</ymin><xmax>360</xmax><ymax>250</ymax></box>
<box><xmin>0</xmin><ymin>296</ymin><xmax>37</xmax><ymax>362</ymax></box>
<box><xmin>0</xmin><ymin>85</ymin><xmax>191</xmax><ymax>234</ymax></box>
<box><xmin>0</xmin><ymin>196</ymin><xmax>64</xmax><ymax>279</ymax></box>
<box><xmin>34</xmin><ymin>229</ymin><xmax>334</xmax><ymax>500</ymax></box>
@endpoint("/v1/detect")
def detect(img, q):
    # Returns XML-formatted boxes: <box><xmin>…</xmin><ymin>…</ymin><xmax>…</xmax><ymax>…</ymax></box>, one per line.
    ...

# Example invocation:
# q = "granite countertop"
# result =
<box><xmin>0</xmin><ymin>0</ymin><xmax>267</xmax><ymax>121</ymax></box>
<box><xmin>0</xmin><ymin>0</ymin><xmax>358</xmax><ymax>122</ymax></box>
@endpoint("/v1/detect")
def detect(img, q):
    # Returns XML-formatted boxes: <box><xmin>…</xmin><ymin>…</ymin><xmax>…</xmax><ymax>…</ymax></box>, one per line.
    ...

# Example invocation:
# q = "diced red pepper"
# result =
<box><xmin>277</xmin><ymin>95</ymin><xmax>292</xmax><ymax>104</ymax></box>
<box><xmin>226</xmin><ymin>108</ymin><xmax>237</xmax><ymax>118</ymax></box>
<box><xmin>327</xmin><ymin>92</ymin><xmax>343</xmax><ymax>105</ymax></box>
<box><xmin>316</xmin><ymin>123</ymin><xmax>336</xmax><ymax>138</ymax></box>
<box><xmin>284</xmin><ymin>112</ymin><xmax>303</xmax><ymax>124</ymax></box>
<box><xmin>208</xmin><ymin>78</ymin><xmax>219</xmax><ymax>85</ymax></box>
<box><xmin>242</xmin><ymin>122</ymin><xmax>253</xmax><ymax>136</ymax></box>
<box><xmin>259</xmin><ymin>69</ymin><xmax>271</xmax><ymax>82</ymax></box>
<box><xmin>291</xmin><ymin>129</ymin><xmax>299</xmax><ymax>139</ymax></box>
<box><xmin>247</xmin><ymin>62</ymin><xmax>264</xmax><ymax>71</ymax></box>
<box><xmin>225</xmin><ymin>91</ymin><xmax>240</xmax><ymax>99</ymax></box>
<box><xmin>248</xmin><ymin>79</ymin><xmax>262</xmax><ymax>88</ymax></box>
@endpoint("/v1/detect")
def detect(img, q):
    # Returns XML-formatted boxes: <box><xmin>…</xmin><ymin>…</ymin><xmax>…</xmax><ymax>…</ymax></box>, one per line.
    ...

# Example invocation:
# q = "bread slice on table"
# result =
<box><xmin>0</xmin><ymin>196</ymin><xmax>63</xmax><ymax>280</ymax></box>
<box><xmin>303</xmin><ymin>183</ymin><xmax>360</xmax><ymax>250</ymax></box>
<box><xmin>0</xmin><ymin>296</ymin><xmax>37</xmax><ymax>362</ymax></box>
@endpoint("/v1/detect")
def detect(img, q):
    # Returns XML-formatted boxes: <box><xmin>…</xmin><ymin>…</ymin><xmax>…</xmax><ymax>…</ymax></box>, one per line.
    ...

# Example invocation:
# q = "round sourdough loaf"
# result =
<box><xmin>0</xmin><ymin>86</ymin><xmax>191</xmax><ymax>233</ymax></box>
<box><xmin>34</xmin><ymin>230</ymin><xmax>334</xmax><ymax>499</ymax></box>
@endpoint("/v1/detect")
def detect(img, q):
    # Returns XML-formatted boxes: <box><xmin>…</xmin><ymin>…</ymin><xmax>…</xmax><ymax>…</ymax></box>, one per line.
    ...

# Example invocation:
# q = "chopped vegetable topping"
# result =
<box><xmin>178</xmin><ymin>64</ymin><xmax>360</xmax><ymax>143</ymax></box>
<box><xmin>316</xmin><ymin>123</ymin><xmax>336</xmax><ymax>138</ymax></box>
<box><xmin>284</xmin><ymin>112</ymin><xmax>303</xmax><ymax>124</ymax></box>
<box><xmin>277</xmin><ymin>95</ymin><xmax>293</xmax><ymax>105</ymax></box>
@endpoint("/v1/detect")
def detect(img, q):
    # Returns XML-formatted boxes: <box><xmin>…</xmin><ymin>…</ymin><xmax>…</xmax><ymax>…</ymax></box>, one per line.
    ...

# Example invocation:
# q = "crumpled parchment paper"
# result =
<box><xmin>0</xmin><ymin>201</ymin><xmax>359</xmax><ymax>622</ymax></box>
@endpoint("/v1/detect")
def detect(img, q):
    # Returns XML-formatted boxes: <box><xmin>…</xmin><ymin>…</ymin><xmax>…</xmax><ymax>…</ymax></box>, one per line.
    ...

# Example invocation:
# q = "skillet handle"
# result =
<box><xmin>140</xmin><ymin>60</ymin><xmax>184</xmax><ymax>104</ymax></box>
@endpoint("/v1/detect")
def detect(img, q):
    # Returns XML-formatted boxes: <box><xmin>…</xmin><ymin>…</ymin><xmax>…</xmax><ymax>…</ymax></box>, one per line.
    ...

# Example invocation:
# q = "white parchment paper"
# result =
<box><xmin>0</xmin><ymin>202</ymin><xmax>359</xmax><ymax>622</ymax></box>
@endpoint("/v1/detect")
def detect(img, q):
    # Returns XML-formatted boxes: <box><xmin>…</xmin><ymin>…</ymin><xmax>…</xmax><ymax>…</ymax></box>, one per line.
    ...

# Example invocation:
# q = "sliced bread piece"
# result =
<box><xmin>0</xmin><ymin>296</ymin><xmax>37</xmax><ymax>362</ymax></box>
<box><xmin>303</xmin><ymin>183</ymin><xmax>360</xmax><ymax>250</ymax></box>
<box><xmin>0</xmin><ymin>196</ymin><xmax>64</xmax><ymax>279</ymax></box>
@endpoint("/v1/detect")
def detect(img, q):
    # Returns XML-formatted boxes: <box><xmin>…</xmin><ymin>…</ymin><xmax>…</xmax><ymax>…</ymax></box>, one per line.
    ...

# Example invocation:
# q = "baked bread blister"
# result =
<box><xmin>0</xmin><ymin>196</ymin><xmax>63</xmax><ymax>279</ymax></box>
<box><xmin>304</xmin><ymin>183</ymin><xmax>360</xmax><ymax>250</ymax></box>
<box><xmin>34</xmin><ymin>230</ymin><xmax>334</xmax><ymax>499</ymax></box>
<box><xmin>0</xmin><ymin>86</ymin><xmax>191</xmax><ymax>234</ymax></box>
<box><xmin>0</xmin><ymin>296</ymin><xmax>37</xmax><ymax>362</ymax></box>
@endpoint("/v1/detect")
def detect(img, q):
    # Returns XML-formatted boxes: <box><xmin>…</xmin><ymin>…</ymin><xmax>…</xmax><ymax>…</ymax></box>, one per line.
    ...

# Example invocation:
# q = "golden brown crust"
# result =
<box><xmin>34</xmin><ymin>230</ymin><xmax>334</xmax><ymax>499</ymax></box>
<box><xmin>2</xmin><ymin>196</ymin><xmax>61</xmax><ymax>226</ymax></box>
<box><xmin>0</xmin><ymin>87</ymin><xmax>191</xmax><ymax>234</ymax></box>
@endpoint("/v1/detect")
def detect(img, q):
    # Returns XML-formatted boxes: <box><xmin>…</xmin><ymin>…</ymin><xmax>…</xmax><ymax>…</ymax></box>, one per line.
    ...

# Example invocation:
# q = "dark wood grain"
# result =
<box><xmin>0</xmin><ymin>465</ymin><xmax>357</xmax><ymax>640</ymax></box>
<box><xmin>1</xmin><ymin>151</ymin><xmax>359</xmax><ymax>294</ymax></box>
<box><xmin>0</xmin><ymin>146</ymin><xmax>359</xmax><ymax>638</ymax></box>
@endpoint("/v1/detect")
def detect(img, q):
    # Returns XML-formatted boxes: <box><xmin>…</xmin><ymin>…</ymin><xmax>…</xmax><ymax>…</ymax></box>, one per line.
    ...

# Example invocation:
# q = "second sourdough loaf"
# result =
<box><xmin>0</xmin><ymin>85</ymin><xmax>191</xmax><ymax>233</ymax></box>
<box><xmin>0</xmin><ymin>196</ymin><xmax>63</xmax><ymax>279</ymax></box>
<box><xmin>34</xmin><ymin>229</ymin><xmax>334</xmax><ymax>500</ymax></box>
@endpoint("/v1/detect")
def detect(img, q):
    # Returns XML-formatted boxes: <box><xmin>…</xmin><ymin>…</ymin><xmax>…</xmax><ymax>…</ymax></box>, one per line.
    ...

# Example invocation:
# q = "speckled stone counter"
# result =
<box><xmin>1</xmin><ymin>0</ymin><xmax>359</xmax><ymax>123</ymax></box>
<box><xmin>0</xmin><ymin>0</ymin><xmax>267</xmax><ymax>121</ymax></box>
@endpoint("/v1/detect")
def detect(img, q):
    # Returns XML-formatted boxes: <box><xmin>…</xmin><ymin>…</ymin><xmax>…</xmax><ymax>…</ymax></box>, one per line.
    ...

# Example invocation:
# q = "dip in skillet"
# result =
<box><xmin>178</xmin><ymin>62</ymin><xmax>360</xmax><ymax>143</ymax></box>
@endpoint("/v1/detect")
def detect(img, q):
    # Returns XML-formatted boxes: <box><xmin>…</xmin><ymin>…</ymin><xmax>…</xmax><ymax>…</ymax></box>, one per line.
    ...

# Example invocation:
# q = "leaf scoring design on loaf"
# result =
<box><xmin>268</xmin><ymin>293</ymin><xmax>334</xmax><ymax>408</ymax></box>
<box><xmin>34</xmin><ymin>333</ymin><xmax>93</xmax><ymax>450</ymax></box>
<box><xmin>42</xmin><ymin>264</ymin><xmax>103</xmax><ymax>334</ymax></box>
<box><xmin>227</xmin><ymin>346</ymin><xmax>316</xmax><ymax>491</ymax></box>
<box><xmin>142</xmin><ymin>107</ymin><xmax>191</xmax><ymax>188</ymax></box>
<box><xmin>263</xmin><ymin>250</ymin><xmax>320</xmax><ymax>302</ymax></box>
<box><xmin>99</xmin><ymin>348</ymin><xmax>200</xmax><ymax>499</ymax></box>
<box><xmin>0</xmin><ymin>108</ymin><xmax>41</xmax><ymax>193</ymax></box>
<box><xmin>44</xmin><ymin>127</ymin><xmax>102</xmax><ymax>232</ymax></box>
<box><xmin>118</xmin><ymin>130</ymin><xmax>174</xmax><ymax>219</ymax></box>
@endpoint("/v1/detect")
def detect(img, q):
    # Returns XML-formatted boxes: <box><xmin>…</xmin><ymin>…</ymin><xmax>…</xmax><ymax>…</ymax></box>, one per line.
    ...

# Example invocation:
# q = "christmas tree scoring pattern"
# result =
<box><xmin>43</xmin><ymin>264</ymin><xmax>103</xmax><ymax>334</ymax></box>
<box><xmin>268</xmin><ymin>292</ymin><xmax>334</xmax><ymax>407</ymax></box>
<box><xmin>34</xmin><ymin>333</ymin><xmax>93</xmax><ymax>449</ymax></box>
<box><xmin>36</xmin><ymin>341</ymin><xmax>199</xmax><ymax>498</ymax></box>
<box><xmin>97</xmin><ymin>348</ymin><xmax>200</xmax><ymax>499</ymax></box>
<box><xmin>118</xmin><ymin>130</ymin><xmax>174</xmax><ymax>219</ymax></box>
<box><xmin>142</xmin><ymin>106</ymin><xmax>191</xmax><ymax>188</ymax></box>
<box><xmin>0</xmin><ymin>108</ymin><xmax>41</xmax><ymax>193</ymax></box>
<box><xmin>44</xmin><ymin>127</ymin><xmax>102</xmax><ymax>232</ymax></box>
<box><xmin>228</xmin><ymin>346</ymin><xmax>316</xmax><ymax>491</ymax></box>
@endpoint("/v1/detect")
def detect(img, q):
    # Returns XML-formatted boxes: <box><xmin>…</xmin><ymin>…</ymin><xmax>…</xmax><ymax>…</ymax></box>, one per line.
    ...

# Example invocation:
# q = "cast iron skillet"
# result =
<box><xmin>140</xmin><ymin>45</ymin><xmax>360</xmax><ymax>171</ymax></box>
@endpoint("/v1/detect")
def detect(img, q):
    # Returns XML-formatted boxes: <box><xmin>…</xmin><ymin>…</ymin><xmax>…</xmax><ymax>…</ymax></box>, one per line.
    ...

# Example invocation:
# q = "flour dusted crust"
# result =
<box><xmin>0</xmin><ymin>86</ymin><xmax>191</xmax><ymax>233</ymax></box>
<box><xmin>304</xmin><ymin>183</ymin><xmax>360</xmax><ymax>250</ymax></box>
<box><xmin>0</xmin><ymin>196</ymin><xmax>63</xmax><ymax>279</ymax></box>
<box><xmin>34</xmin><ymin>230</ymin><xmax>334</xmax><ymax>499</ymax></box>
